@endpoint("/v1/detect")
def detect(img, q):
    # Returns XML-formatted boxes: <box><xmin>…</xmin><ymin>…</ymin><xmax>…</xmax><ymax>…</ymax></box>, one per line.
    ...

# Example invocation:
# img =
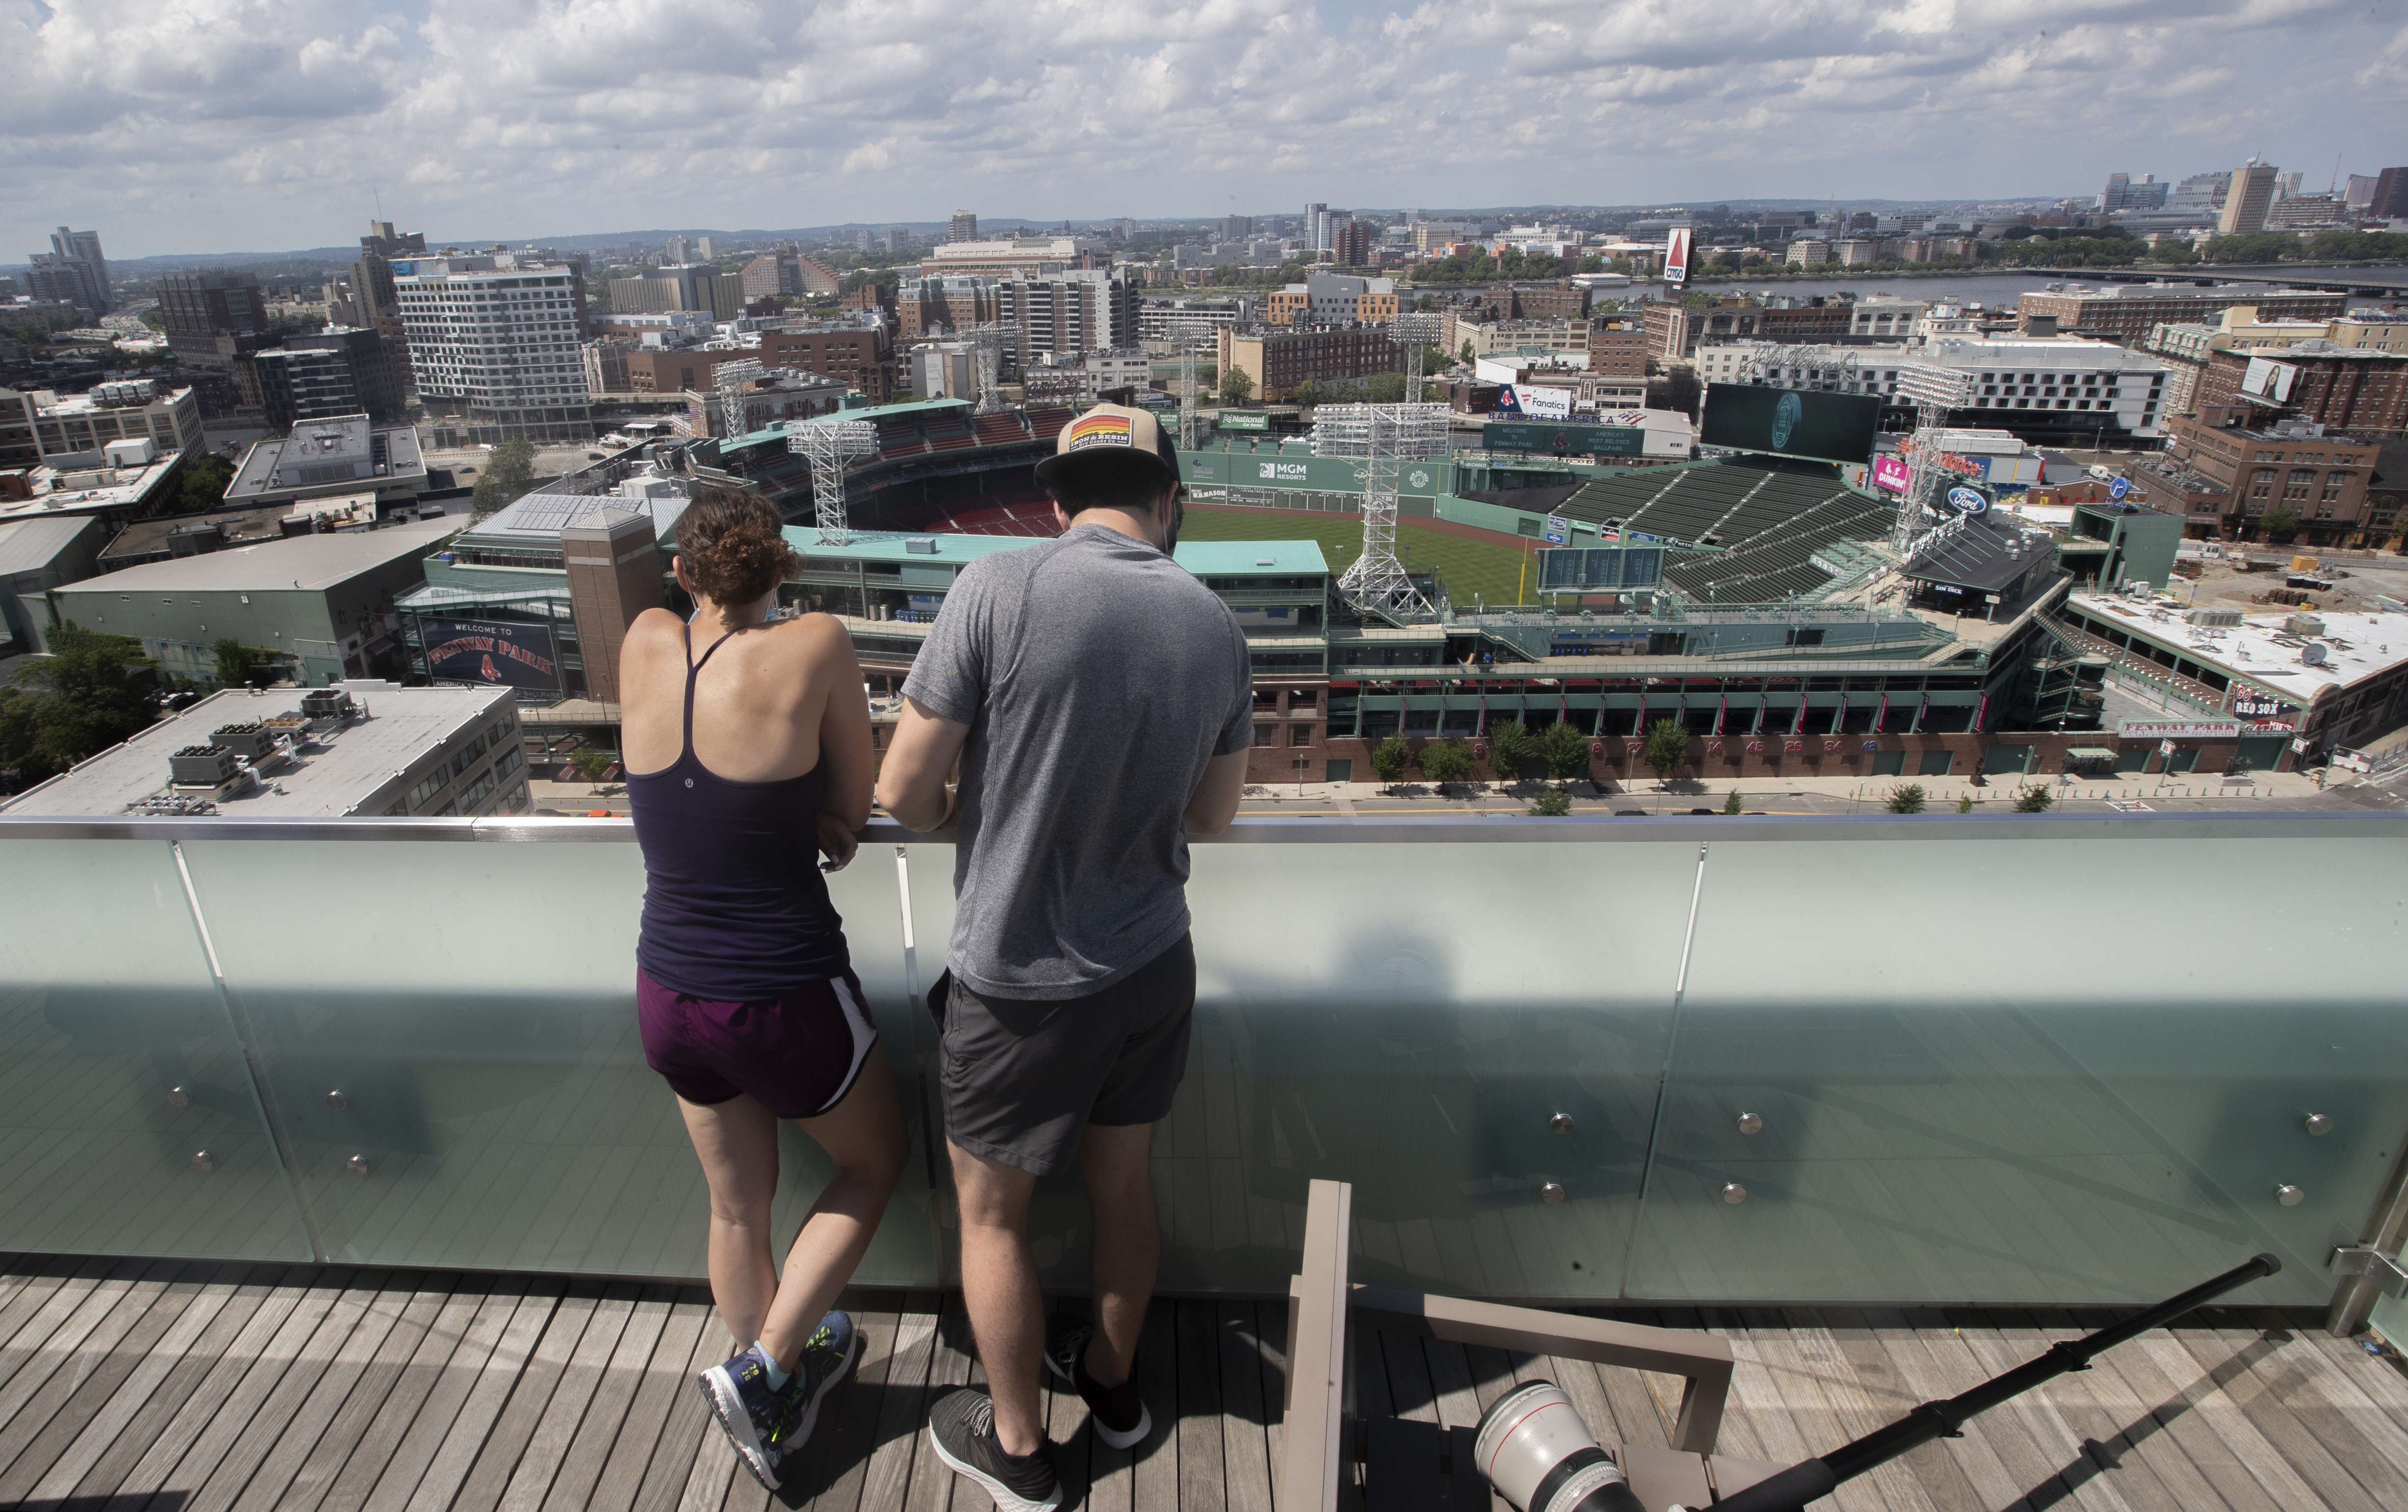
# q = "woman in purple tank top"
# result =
<box><xmin>620</xmin><ymin>487</ymin><xmax>905</xmax><ymax>1489</ymax></box>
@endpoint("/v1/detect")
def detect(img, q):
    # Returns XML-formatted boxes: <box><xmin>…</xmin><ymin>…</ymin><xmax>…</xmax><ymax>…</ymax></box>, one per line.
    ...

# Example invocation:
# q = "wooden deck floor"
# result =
<box><xmin>4</xmin><ymin>1256</ymin><xmax>2408</xmax><ymax>1512</ymax></box>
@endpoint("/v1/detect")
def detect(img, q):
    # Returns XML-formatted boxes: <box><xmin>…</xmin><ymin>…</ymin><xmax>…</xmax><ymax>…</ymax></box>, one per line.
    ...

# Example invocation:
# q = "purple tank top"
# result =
<box><xmin>628</xmin><ymin>624</ymin><xmax>849</xmax><ymax>999</ymax></box>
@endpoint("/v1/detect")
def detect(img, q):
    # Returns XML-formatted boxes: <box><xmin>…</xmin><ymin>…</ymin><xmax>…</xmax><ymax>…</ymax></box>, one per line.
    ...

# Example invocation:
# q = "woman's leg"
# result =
<box><xmin>676</xmin><ymin>1091</ymin><xmax>784</xmax><ymax>1350</ymax></box>
<box><xmin>756</xmin><ymin>1041</ymin><xmax>910</xmax><ymax>1370</ymax></box>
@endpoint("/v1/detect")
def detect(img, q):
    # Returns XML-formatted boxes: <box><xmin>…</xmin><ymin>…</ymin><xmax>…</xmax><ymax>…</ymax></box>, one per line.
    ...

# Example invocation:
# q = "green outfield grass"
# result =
<box><xmin>1179</xmin><ymin>505</ymin><xmax>1538</xmax><ymax>608</ymax></box>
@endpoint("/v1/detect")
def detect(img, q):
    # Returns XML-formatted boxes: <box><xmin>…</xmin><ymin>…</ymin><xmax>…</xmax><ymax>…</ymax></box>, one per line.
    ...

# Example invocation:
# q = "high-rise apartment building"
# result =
<box><xmin>665</xmin><ymin>235</ymin><xmax>694</xmax><ymax>265</ymax></box>
<box><xmin>1220</xmin><ymin>214</ymin><xmax>1253</xmax><ymax>243</ymax></box>
<box><xmin>696</xmin><ymin>236</ymin><xmax>716</xmax><ymax>261</ymax></box>
<box><xmin>605</xmin><ymin>263</ymin><xmax>744</xmax><ymax>319</ymax></box>
<box><xmin>994</xmin><ymin>270</ymin><xmax>1140</xmax><ymax>358</ymax></box>
<box><xmin>33</xmin><ymin>227</ymin><xmax>110</xmax><ymax>316</ymax></box>
<box><xmin>1304</xmin><ymin>202</ymin><xmax>1327</xmax><ymax>251</ymax></box>
<box><xmin>1332</xmin><ymin>221</ymin><xmax>1374</xmax><ymax>268</ymax></box>
<box><xmin>2170</xmin><ymin>172</ymin><xmax>2230</xmax><ymax>212</ymax></box>
<box><xmin>2371</xmin><ymin>168</ymin><xmax>2408</xmax><ymax>221</ymax></box>
<box><xmin>157</xmin><ymin>271</ymin><xmax>271</xmax><ymax>368</ymax></box>
<box><xmin>393</xmin><ymin>259</ymin><xmax>592</xmax><ymax>443</ymax></box>
<box><xmin>247</xmin><ymin>327</ymin><xmax>408</xmax><ymax>431</ymax></box>
<box><xmin>2218</xmin><ymin>160</ymin><xmax>2280</xmax><ymax>235</ymax></box>
<box><xmin>949</xmin><ymin>211</ymin><xmax>979</xmax><ymax>244</ymax></box>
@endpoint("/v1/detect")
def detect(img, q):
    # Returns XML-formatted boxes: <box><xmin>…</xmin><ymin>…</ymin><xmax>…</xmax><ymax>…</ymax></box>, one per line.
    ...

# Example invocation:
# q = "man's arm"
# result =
<box><xmin>876</xmin><ymin>696</ymin><xmax>972</xmax><ymax>831</ymax></box>
<box><xmin>1183</xmin><ymin>749</ymin><xmax>1249</xmax><ymax>837</ymax></box>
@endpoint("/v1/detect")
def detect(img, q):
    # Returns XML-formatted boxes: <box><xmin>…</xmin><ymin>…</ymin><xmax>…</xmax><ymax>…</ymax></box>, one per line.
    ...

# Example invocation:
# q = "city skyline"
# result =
<box><xmin>5</xmin><ymin>0</ymin><xmax>2404</xmax><ymax>260</ymax></box>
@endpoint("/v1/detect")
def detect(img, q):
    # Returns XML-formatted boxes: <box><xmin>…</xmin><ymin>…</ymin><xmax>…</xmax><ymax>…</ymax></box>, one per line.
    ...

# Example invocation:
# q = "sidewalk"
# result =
<box><xmin>1241</xmin><ymin>767</ymin><xmax>2342</xmax><ymax>812</ymax></box>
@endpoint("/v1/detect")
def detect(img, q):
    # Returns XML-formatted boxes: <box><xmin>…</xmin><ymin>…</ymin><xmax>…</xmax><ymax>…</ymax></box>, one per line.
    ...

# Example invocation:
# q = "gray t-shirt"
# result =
<box><xmin>902</xmin><ymin>522</ymin><xmax>1253</xmax><ymax>1000</ymax></box>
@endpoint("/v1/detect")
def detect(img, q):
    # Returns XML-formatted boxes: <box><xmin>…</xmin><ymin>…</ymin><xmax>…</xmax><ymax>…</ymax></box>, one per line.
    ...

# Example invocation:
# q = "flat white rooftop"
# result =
<box><xmin>0</xmin><ymin>681</ymin><xmax>515</xmax><ymax>818</ymax></box>
<box><xmin>55</xmin><ymin>516</ymin><xmax>455</xmax><ymax>595</ymax></box>
<box><xmin>2070</xmin><ymin>590</ymin><xmax>2408</xmax><ymax>700</ymax></box>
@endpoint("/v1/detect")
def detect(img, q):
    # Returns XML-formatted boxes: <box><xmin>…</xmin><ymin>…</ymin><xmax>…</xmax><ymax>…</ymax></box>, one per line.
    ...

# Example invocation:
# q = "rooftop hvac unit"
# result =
<box><xmin>2301</xmin><ymin>642</ymin><xmax>2330</xmax><ymax>667</ymax></box>
<box><xmin>2285</xmin><ymin>613</ymin><xmax>2326</xmax><ymax>637</ymax></box>
<box><xmin>169</xmin><ymin>744</ymin><xmax>239</xmax><ymax>787</ymax></box>
<box><xmin>2185</xmin><ymin>606</ymin><xmax>2244</xmax><ymax>627</ymax></box>
<box><xmin>904</xmin><ymin>537</ymin><xmax>940</xmax><ymax>554</ymax></box>
<box><xmin>300</xmin><ymin>689</ymin><xmax>355</xmax><ymax>721</ymax></box>
<box><xmin>211</xmin><ymin>722</ymin><xmax>277</xmax><ymax>761</ymax></box>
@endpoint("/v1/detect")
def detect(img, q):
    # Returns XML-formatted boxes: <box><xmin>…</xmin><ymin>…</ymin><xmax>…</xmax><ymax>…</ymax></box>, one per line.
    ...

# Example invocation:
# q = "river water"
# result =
<box><xmin>1660</xmin><ymin>266</ymin><xmax>2404</xmax><ymax>311</ymax></box>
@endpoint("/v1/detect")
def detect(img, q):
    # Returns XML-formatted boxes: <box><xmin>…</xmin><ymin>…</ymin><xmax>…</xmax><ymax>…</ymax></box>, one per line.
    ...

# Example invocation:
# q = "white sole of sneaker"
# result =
<box><xmin>927</xmin><ymin>1423</ymin><xmax>1064</xmax><ymax>1512</ymax></box>
<box><xmin>1043</xmin><ymin>1342</ymin><xmax>1149</xmax><ymax>1450</ymax></box>
<box><xmin>699</xmin><ymin>1368</ymin><xmax>778</xmax><ymax>1490</ymax></box>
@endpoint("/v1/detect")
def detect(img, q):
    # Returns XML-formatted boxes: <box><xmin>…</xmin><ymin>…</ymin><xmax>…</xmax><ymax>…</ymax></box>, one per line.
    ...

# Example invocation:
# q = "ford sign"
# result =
<box><xmin>1947</xmin><ymin>486</ymin><xmax>1988</xmax><ymax>515</ymax></box>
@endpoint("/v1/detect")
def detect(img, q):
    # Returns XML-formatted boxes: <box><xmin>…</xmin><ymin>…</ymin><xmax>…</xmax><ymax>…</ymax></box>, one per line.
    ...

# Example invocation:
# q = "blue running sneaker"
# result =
<box><xmin>776</xmin><ymin>1313</ymin><xmax>859</xmax><ymax>1462</ymax></box>
<box><xmin>699</xmin><ymin>1342</ymin><xmax>787</xmax><ymax>1489</ymax></box>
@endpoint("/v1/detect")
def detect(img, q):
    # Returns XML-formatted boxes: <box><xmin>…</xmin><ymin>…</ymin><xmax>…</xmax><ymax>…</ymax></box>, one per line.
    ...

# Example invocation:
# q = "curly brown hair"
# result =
<box><xmin>676</xmin><ymin>487</ymin><xmax>799</xmax><ymax>604</ymax></box>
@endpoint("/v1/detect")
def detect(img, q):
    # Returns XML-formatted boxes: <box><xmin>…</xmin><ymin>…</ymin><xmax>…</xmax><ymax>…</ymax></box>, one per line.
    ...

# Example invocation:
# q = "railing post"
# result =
<box><xmin>2329</xmin><ymin>1136</ymin><xmax>2408</xmax><ymax>1337</ymax></box>
<box><xmin>1278</xmin><ymin>1179</ymin><xmax>1353</xmax><ymax>1512</ymax></box>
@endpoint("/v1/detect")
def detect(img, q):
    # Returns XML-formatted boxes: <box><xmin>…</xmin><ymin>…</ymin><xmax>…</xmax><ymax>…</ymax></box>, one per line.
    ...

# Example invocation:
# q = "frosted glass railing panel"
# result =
<box><xmin>176</xmin><ymin>831</ymin><xmax>936</xmax><ymax>1281</ymax></box>
<box><xmin>906</xmin><ymin>834</ymin><xmax>1703</xmax><ymax>1298</ymax></box>
<box><xmin>1627</xmin><ymin>827</ymin><xmax>2408</xmax><ymax>1305</ymax></box>
<box><xmin>0</xmin><ymin>838</ymin><xmax>308</xmax><ymax>1261</ymax></box>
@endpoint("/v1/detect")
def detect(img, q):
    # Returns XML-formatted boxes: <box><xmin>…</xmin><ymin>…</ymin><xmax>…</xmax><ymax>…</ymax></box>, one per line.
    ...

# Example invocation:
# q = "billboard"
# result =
<box><xmin>1484</xmin><ymin>421</ymin><xmax>1646</xmax><ymax>457</ymax></box>
<box><xmin>1217</xmin><ymin>410</ymin><xmax>1271</xmax><ymax>432</ymax></box>
<box><xmin>1664</xmin><ymin>225</ymin><xmax>1692</xmax><ymax>285</ymax></box>
<box><xmin>1494</xmin><ymin>384</ymin><xmax>1574</xmax><ymax>420</ymax></box>
<box><xmin>1539</xmin><ymin>546</ymin><xmax>1665</xmax><ymax>592</ymax></box>
<box><xmin>1871</xmin><ymin>455</ymin><xmax>1912</xmax><ymax>494</ymax></box>
<box><xmin>420</xmin><ymin>617</ymin><xmax>562</xmax><ymax>692</ymax></box>
<box><xmin>2241</xmin><ymin>357</ymin><xmax>2297</xmax><ymax>403</ymax></box>
<box><xmin>1700</xmin><ymin>385</ymin><xmax>1879</xmax><ymax>465</ymax></box>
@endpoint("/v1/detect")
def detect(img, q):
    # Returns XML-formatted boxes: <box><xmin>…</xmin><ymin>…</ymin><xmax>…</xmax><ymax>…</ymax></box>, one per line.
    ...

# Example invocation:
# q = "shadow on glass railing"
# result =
<box><xmin>0</xmin><ymin>812</ymin><xmax>2399</xmax><ymax>1308</ymax></box>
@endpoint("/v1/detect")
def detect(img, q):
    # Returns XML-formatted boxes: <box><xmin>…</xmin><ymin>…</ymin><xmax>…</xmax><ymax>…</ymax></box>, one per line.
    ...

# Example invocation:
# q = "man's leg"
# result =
<box><xmin>948</xmin><ymin>1136</ymin><xmax>1046</xmax><ymax>1457</ymax></box>
<box><xmin>1075</xmin><ymin>1120</ymin><xmax>1158</xmax><ymax>1388</ymax></box>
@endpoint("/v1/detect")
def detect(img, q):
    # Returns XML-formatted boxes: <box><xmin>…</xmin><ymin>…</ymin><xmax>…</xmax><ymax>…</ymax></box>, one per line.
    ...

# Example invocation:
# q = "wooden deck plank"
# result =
<box><xmin>1869</xmin><ymin>1310</ymin><xmax>2039</xmax><ymax>1512</ymax></box>
<box><xmin>1941</xmin><ymin>1309</ymin><xmax>2137</xmax><ymax>1512</ymax></box>
<box><xmin>627</xmin><ymin>1297</ymin><xmax>731</xmax><ymax>1512</ymax></box>
<box><xmin>106</xmin><ymin>1266</ymin><xmax>338</xmax><ymax>1506</ymax></box>
<box><xmin>778</xmin><ymin>1297</ymin><xmax>897</xmax><ymax>1510</ymax></box>
<box><xmin>1253</xmin><ymin>1299</ymin><xmax>1288</xmax><ymax>1485</ymax></box>
<box><xmin>186</xmin><ymin>1271</ymin><xmax>410</xmax><ymax>1512</ymax></box>
<box><xmin>2125</xmin><ymin>1328</ymin><xmax>2334</xmax><ymax>1512</ymax></box>
<box><xmin>319</xmin><ymin>1282</ymin><xmax>512</xmax><ymax>1512</ymax></box>
<box><xmin>549</xmin><ymin>1284</ymin><xmax>684</xmax><ymax>1512</ymax></box>
<box><xmin>499</xmin><ymin>1281</ymin><xmax>648</xmax><ymax>1512</ymax></box>
<box><xmin>1177</xmin><ymin>1301</ymin><xmax>1227</xmax><ymax>1512</ymax></box>
<box><xmin>899</xmin><ymin>1291</ymin><xmax>978</xmax><ymax>1512</ymax></box>
<box><xmin>1767</xmin><ymin>1308</ymin><xmax>1937</xmax><ymax>1512</ymax></box>
<box><xmin>381</xmin><ymin>1282</ymin><xmax>560</xmax><ymax>1512</ymax></box>
<box><xmin>2082</xmin><ymin>1321</ymin><xmax>2277</xmax><ymax>1512</ymax></box>
<box><xmin>0</xmin><ymin>1256</ymin><xmax>146</xmax><ymax>1405</ymax></box>
<box><xmin>1131</xmin><ymin>1297</ymin><xmax>1179</xmax><ymax>1512</ymax></box>
<box><xmin>452</xmin><ymin>1279</ymin><xmax>618</xmax><ymax>1512</ymax></box>
<box><xmin>0</xmin><ymin>1256</ymin><xmax>204</xmax><ymax>1487</ymax></box>
<box><xmin>1045</xmin><ymin>1316</ymin><xmax>1098</xmax><ymax>1512</ymax></box>
<box><xmin>0</xmin><ymin>1262</ymin><xmax>253</xmax><ymax>1508</ymax></box>
<box><xmin>1215</xmin><ymin>1302</ymin><xmax>1275</xmax><ymax>1512</ymax></box>
<box><xmin>2018</xmin><ymin>1307</ymin><xmax>2226</xmax><ymax>1512</ymax></box>
<box><xmin>1374</xmin><ymin>1322</ymin><xmax>1439</xmax><ymax>1425</ymax></box>
<box><xmin>45</xmin><ymin>1265</ymin><xmax>293</xmax><ymax>1507</ymax></box>
<box><xmin>2171</xmin><ymin>1310</ymin><xmax>2408</xmax><ymax>1512</ymax></box>
<box><xmin>1814</xmin><ymin>1307</ymin><xmax>1987</xmax><ymax>1512</ymax></box>
<box><xmin>270</xmin><ymin>1278</ymin><xmax>462</xmax><ymax>1512</ymax></box>
<box><xmin>1729</xmin><ymin>1308</ymin><xmax>1893</xmax><ymax>1512</ymax></box>
<box><xmin>1923</xmin><ymin>1305</ymin><xmax>2102</xmax><ymax>1512</ymax></box>
<box><xmin>847</xmin><ymin>1293</ymin><xmax>943</xmax><ymax>1512</ymax></box>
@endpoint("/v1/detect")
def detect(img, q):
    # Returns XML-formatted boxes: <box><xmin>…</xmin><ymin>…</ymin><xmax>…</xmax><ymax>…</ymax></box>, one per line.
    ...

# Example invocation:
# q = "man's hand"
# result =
<box><xmin>816</xmin><ymin>811</ymin><xmax>860</xmax><ymax>872</ymax></box>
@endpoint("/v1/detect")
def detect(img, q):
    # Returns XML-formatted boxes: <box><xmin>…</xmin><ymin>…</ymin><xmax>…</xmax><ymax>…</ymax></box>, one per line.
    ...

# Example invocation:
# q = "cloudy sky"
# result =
<box><xmin>4</xmin><ymin>0</ymin><xmax>2403</xmax><ymax>259</ymax></box>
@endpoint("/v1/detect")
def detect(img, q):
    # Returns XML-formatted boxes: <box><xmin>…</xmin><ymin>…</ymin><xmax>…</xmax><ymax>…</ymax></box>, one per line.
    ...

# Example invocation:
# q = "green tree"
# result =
<box><xmin>1885</xmin><ymin>782</ymin><xmax>1929</xmax><ymax>814</ymax></box>
<box><xmin>1576</xmin><ymin>253</ymin><xmax>1604</xmax><ymax>274</ymax></box>
<box><xmin>1459</xmin><ymin>338</ymin><xmax>1477</xmax><ymax>366</ymax></box>
<box><xmin>1485</xmin><ymin>718</ymin><xmax>1537</xmax><ymax>784</ymax></box>
<box><xmin>0</xmin><ymin>624</ymin><xmax>158</xmax><ymax>790</ymax></box>
<box><xmin>2013</xmin><ymin>785</ymin><xmax>2054</xmax><ymax>813</ymax></box>
<box><xmin>211</xmin><ymin>636</ymin><xmax>279</xmax><ymax>688</ymax></box>
<box><xmin>1292</xmin><ymin>379</ymin><xmax>1324</xmax><ymax>409</ymax></box>
<box><xmin>1218</xmin><ymin>367</ymin><xmax>1256</xmax><ymax>406</ymax></box>
<box><xmin>1366</xmin><ymin>371</ymin><xmax>1407</xmax><ymax>403</ymax></box>
<box><xmin>1419</xmin><ymin>738</ymin><xmax>1475</xmax><ymax>784</ymax></box>
<box><xmin>568</xmin><ymin>746</ymin><xmax>616</xmax><ymax>793</ymax></box>
<box><xmin>177</xmin><ymin>455</ymin><xmax>236</xmax><ymax>514</ymax></box>
<box><xmin>1641</xmin><ymin>717</ymin><xmax>1690</xmax><ymax>779</ymax></box>
<box><xmin>1369</xmin><ymin>734</ymin><xmax>1411</xmax><ymax>788</ymax></box>
<box><xmin>471</xmin><ymin>439</ymin><xmax>538</xmax><ymax>519</ymax></box>
<box><xmin>2260</xmin><ymin>505</ymin><xmax>2301</xmax><ymax>541</ymax></box>
<box><xmin>1539</xmin><ymin>718</ymin><xmax>1592</xmax><ymax>780</ymax></box>
<box><xmin>1723</xmin><ymin>788</ymin><xmax>1742</xmax><ymax>814</ymax></box>
<box><xmin>1528</xmin><ymin>788</ymin><xmax>1573</xmax><ymax>816</ymax></box>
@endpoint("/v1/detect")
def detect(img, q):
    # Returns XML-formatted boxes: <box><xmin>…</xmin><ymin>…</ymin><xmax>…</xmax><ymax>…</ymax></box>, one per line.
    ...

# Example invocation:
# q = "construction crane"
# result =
<box><xmin>788</xmin><ymin>418</ymin><xmax>879</xmax><ymax>545</ymax></box>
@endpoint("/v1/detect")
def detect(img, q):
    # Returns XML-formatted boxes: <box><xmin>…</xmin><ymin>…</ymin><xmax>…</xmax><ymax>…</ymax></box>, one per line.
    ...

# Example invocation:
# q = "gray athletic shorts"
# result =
<box><xmin>935</xmin><ymin>933</ymin><xmax>1195</xmax><ymax>1177</ymax></box>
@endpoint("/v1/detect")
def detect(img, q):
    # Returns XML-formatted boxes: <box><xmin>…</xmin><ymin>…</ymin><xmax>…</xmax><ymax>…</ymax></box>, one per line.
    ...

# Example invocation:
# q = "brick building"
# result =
<box><xmin>1218</xmin><ymin>327</ymin><xmax>1403</xmax><ymax>401</ymax></box>
<box><xmin>621</xmin><ymin>327</ymin><xmax>896</xmax><ymax>403</ymax></box>
<box><xmin>2160</xmin><ymin>404</ymin><xmax>2384</xmax><ymax>545</ymax></box>
<box><xmin>2013</xmin><ymin>287</ymin><xmax>2347</xmax><ymax>344</ymax></box>
<box><xmin>2193</xmin><ymin>343</ymin><xmax>2407</xmax><ymax>437</ymax></box>
<box><xmin>1642</xmin><ymin>297</ymin><xmax>1853</xmax><ymax>361</ymax></box>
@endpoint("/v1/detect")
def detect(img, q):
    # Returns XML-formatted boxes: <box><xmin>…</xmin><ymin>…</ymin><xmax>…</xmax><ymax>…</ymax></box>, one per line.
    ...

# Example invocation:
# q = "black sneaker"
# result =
<box><xmin>1043</xmin><ymin>1323</ymin><xmax>1150</xmax><ymax>1450</ymax></box>
<box><xmin>926</xmin><ymin>1387</ymin><xmax>1063</xmax><ymax>1512</ymax></box>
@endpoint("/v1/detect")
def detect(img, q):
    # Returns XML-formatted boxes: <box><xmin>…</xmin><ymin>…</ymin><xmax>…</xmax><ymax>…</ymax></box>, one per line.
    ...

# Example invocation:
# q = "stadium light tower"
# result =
<box><xmin>1314</xmin><ymin>401</ymin><xmax>1450</xmax><ymax>617</ymax></box>
<box><xmin>1393</xmin><ymin>310</ymin><xmax>1443</xmax><ymax>404</ymax></box>
<box><xmin>713</xmin><ymin>357</ymin><xmax>765</xmax><ymax>440</ymax></box>
<box><xmin>1164</xmin><ymin>319</ymin><xmax>1217</xmax><ymax>450</ymax></box>
<box><xmin>788</xmin><ymin>417</ymin><xmax>879</xmax><ymax>545</ymax></box>
<box><xmin>969</xmin><ymin>323</ymin><xmax>1021</xmax><ymax>414</ymax></box>
<box><xmin>1890</xmin><ymin>362</ymin><xmax>1978</xmax><ymax>554</ymax></box>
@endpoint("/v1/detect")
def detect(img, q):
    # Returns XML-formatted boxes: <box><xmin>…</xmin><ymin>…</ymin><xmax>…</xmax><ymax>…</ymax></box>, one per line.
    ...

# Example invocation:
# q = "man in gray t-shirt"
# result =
<box><xmin>878</xmin><ymin>403</ymin><xmax>1250</xmax><ymax>1506</ymax></box>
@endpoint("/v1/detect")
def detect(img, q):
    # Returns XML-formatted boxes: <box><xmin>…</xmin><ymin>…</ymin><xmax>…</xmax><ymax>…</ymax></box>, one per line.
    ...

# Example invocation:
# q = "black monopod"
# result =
<box><xmin>1708</xmin><ymin>1252</ymin><xmax>2282</xmax><ymax>1512</ymax></box>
